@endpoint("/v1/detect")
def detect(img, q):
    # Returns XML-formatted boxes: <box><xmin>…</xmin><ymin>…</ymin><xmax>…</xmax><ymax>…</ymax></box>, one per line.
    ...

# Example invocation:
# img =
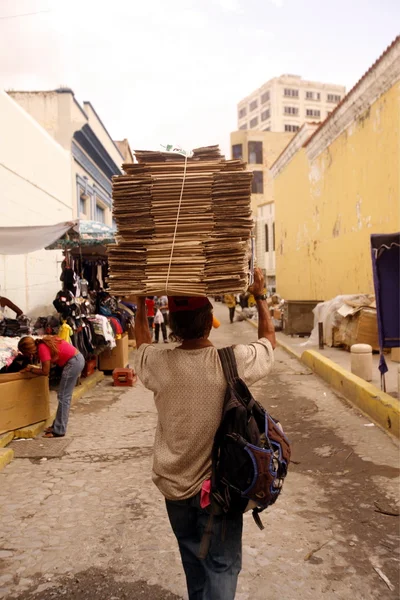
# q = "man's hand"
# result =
<box><xmin>249</xmin><ymin>268</ymin><xmax>265</xmax><ymax>297</ymax></box>
<box><xmin>249</xmin><ymin>268</ymin><xmax>276</xmax><ymax>349</ymax></box>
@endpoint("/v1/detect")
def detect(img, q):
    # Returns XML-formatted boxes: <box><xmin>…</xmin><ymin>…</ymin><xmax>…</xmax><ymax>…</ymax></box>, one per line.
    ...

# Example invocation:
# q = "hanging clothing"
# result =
<box><xmin>58</xmin><ymin>321</ymin><xmax>73</xmax><ymax>343</ymax></box>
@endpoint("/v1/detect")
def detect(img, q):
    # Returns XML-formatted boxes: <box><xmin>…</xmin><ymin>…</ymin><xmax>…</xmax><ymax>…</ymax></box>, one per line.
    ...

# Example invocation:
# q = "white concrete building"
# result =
<box><xmin>237</xmin><ymin>75</ymin><xmax>345</xmax><ymax>133</ymax></box>
<box><xmin>0</xmin><ymin>91</ymin><xmax>73</xmax><ymax>316</ymax></box>
<box><xmin>8</xmin><ymin>89</ymin><xmax>125</xmax><ymax>228</ymax></box>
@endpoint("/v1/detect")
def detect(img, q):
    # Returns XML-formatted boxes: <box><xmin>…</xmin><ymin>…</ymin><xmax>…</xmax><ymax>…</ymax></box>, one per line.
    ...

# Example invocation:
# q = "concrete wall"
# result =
<box><xmin>274</xmin><ymin>81</ymin><xmax>400</xmax><ymax>301</ymax></box>
<box><xmin>9</xmin><ymin>91</ymin><xmax>86</xmax><ymax>151</ymax></box>
<box><xmin>0</xmin><ymin>92</ymin><xmax>73</xmax><ymax>317</ymax></box>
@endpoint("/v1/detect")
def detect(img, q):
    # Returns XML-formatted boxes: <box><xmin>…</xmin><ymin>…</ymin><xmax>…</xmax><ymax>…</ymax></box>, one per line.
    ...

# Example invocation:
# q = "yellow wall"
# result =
<box><xmin>275</xmin><ymin>82</ymin><xmax>400</xmax><ymax>301</ymax></box>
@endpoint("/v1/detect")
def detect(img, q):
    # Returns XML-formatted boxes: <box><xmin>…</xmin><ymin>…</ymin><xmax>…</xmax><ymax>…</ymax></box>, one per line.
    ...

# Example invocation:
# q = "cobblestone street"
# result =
<box><xmin>0</xmin><ymin>303</ymin><xmax>399</xmax><ymax>600</ymax></box>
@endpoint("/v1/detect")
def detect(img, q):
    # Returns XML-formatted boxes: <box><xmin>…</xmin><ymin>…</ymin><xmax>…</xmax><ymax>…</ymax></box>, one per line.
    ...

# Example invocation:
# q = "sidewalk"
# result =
<box><xmin>276</xmin><ymin>331</ymin><xmax>399</xmax><ymax>399</ymax></box>
<box><xmin>244</xmin><ymin>315</ymin><xmax>399</xmax><ymax>438</ymax></box>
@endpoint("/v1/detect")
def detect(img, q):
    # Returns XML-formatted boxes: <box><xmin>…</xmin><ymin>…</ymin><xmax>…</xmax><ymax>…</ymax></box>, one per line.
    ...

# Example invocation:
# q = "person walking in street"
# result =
<box><xmin>159</xmin><ymin>295</ymin><xmax>169</xmax><ymax>326</ymax></box>
<box><xmin>145</xmin><ymin>296</ymin><xmax>155</xmax><ymax>337</ymax></box>
<box><xmin>154</xmin><ymin>308</ymin><xmax>168</xmax><ymax>343</ymax></box>
<box><xmin>18</xmin><ymin>336</ymin><xmax>84</xmax><ymax>438</ymax></box>
<box><xmin>134</xmin><ymin>268</ymin><xmax>276</xmax><ymax>600</ymax></box>
<box><xmin>224</xmin><ymin>293</ymin><xmax>237</xmax><ymax>324</ymax></box>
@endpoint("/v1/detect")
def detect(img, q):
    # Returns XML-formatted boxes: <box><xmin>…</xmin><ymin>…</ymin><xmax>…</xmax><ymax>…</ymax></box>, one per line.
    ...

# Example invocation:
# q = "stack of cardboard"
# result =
<box><xmin>333</xmin><ymin>301</ymin><xmax>379</xmax><ymax>351</ymax></box>
<box><xmin>108</xmin><ymin>146</ymin><xmax>253</xmax><ymax>296</ymax></box>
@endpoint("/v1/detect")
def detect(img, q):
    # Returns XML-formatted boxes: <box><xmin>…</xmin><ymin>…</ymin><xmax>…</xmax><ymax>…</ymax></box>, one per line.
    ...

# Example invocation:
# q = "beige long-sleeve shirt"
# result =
<box><xmin>134</xmin><ymin>339</ymin><xmax>274</xmax><ymax>501</ymax></box>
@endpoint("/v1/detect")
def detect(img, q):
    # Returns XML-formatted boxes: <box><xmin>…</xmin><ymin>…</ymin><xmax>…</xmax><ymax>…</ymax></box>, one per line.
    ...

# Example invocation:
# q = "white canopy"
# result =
<box><xmin>0</xmin><ymin>221</ymin><xmax>77</xmax><ymax>255</ymax></box>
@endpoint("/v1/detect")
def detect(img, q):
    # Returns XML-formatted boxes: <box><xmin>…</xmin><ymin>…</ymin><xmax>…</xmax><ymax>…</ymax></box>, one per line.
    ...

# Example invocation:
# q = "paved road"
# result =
<box><xmin>0</xmin><ymin>303</ymin><xmax>399</xmax><ymax>600</ymax></box>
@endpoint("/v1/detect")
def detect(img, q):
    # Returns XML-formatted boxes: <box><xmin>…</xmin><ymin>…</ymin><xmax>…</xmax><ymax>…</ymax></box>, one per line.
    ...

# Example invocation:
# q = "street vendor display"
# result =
<box><xmin>108</xmin><ymin>145</ymin><xmax>253</xmax><ymax>296</ymax></box>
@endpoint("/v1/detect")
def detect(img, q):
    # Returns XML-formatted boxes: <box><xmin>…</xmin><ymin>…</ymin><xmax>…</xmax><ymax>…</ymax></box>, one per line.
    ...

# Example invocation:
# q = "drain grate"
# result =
<box><xmin>9</xmin><ymin>437</ymin><xmax>72</xmax><ymax>458</ymax></box>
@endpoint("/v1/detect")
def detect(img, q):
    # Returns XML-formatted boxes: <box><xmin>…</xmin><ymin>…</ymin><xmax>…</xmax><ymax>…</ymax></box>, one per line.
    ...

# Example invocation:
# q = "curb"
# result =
<box><xmin>1</xmin><ymin>370</ymin><xmax>106</xmax><ymax>470</ymax></box>
<box><xmin>71</xmin><ymin>370</ymin><xmax>105</xmax><ymax>406</ymax></box>
<box><xmin>302</xmin><ymin>350</ymin><xmax>399</xmax><ymax>439</ymax></box>
<box><xmin>0</xmin><ymin>432</ymin><xmax>14</xmax><ymax>449</ymax></box>
<box><xmin>245</xmin><ymin>317</ymin><xmax>400</xmax><ymax>439</ymax></box>
<box><xmin>0</xmin><ymin>448</ymin><xmax>14</xmax><ymax>470</ymax></box>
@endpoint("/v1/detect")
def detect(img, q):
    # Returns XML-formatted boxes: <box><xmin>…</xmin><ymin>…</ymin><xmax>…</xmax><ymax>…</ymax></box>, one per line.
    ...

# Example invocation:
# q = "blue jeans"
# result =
<box><xmin>53</xmin><ymin>353</ymin><xmax>85</xmax><ymax>436</ymax></box>
<box><xmin>166</xmin><ymin>494</ymin><xmax>243</xmax><ymax>600</ymax></box>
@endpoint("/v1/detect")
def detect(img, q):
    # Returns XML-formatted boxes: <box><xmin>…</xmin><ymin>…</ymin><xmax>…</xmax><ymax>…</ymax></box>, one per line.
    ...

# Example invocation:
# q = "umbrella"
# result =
<box><xmin>46</xmin><ymin>220</ymin><xmax>115</xmax><ymax>250</ymax></box>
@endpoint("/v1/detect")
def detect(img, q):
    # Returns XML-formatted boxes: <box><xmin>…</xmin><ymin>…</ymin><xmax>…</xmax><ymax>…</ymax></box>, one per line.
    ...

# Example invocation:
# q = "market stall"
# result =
<box><xmin>0</xmin><ymin>220</ymin><xmax>133</xmax><ymax>434</ymax></box>
<box><xmin>47</xmin><ymin>220</ymin><xmax>134</xmax><ymax>372</ymax></box>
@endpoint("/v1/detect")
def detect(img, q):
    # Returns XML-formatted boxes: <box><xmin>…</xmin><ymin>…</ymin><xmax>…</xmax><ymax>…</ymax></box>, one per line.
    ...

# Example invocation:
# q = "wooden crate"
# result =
<box><xmin>0</xmin><ymin>373</ymin><xmax>50</xmax><ymax>435</ymax></box>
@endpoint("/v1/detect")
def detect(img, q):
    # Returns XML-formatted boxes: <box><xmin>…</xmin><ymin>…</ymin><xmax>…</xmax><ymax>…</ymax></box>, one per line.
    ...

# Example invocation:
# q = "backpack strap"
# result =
<box><xmin>217</xmin><ymin>346</ymin><xmax>239</xmax><ymax>384</ymax></box>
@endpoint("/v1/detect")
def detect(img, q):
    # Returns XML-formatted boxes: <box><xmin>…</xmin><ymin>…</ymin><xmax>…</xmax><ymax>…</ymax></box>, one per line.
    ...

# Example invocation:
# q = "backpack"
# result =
<box><xmin>212</xmin><ymin>346</ymin><xmax>291</xmax><ymax>526</ymax></box>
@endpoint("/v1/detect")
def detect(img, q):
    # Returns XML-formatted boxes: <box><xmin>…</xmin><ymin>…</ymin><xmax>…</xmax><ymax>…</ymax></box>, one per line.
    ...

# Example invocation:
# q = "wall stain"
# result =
<box><xmin>356</xmin><ymin>106</ymin><xmax>371</xmax><ymax>126</ymax></box>
<box><xmin>332</xmin><ymin>215</ymin><xmax>341</xmax><ymax>238</ymax></box>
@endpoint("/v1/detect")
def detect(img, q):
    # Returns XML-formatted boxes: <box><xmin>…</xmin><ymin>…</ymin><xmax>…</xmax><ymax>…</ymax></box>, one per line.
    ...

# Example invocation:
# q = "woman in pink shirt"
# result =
<box><xmin>18</xmin><ymin>336</ymin><xmax>85</xmax><ymax>438</ymax></box>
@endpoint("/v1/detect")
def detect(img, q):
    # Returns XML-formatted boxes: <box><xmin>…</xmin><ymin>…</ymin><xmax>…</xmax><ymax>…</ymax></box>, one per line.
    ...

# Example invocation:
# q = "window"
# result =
<box><xmin>284</xmin><ymin>88</ymin><xmax>299</xmax><ymax>98</ymax></box>
<box><xmin>261</xmin><ymin>109</ymin><xmax>270</xmax><ymax>121</ymax></box>
<box><xmin>112</xmin><ymin>218</ymin><xmax>117</xmax><ymax>231</ymax></box>
<box><xmin>238</xmin><ymin>107</ymin><xmax>247</xmax><ymax>119</ymax></box>
<box><xmin>239</xmin><ymin>123</ymin><xmax>247</xmax><ymax>130</ymax></box>
<box><xmin>265</xmin><ymin>224</ymin><xmax>269</xmax><ymax>252</ymax></box>
<box><xmin>272</xmin><ymin>222</ymin><xmax>275</xmax><ymax>251</ymax></box>
<box><xmin>327</xmin><ymin>93</ymin><xmax>341</xmax><ymax>103</ymax></box>
<box><xmin>261</xmin><ymin>91</ymin><xmax>270</xmax><ymax>104</ymax></box>
<box><xmin>79</xmin><ymin>192</ymin><xmax>88</xmax><ymax>215</ymax></box>
<box><xmin>249</xmin><ymin>117</ymin><xmax>259</xmax><ymax>128</ymax></box>
<box><xmin>305</xmin><ymin>91</ymin><xmax>320</xmax><ymax>101</ymax></box>
<box><xmin>284</xmin><ymin>106</ymin><xmax>298</xmax><ymax>115</ymax></box>
<box><xmin>249</xmin><ymin>99</ymin><xmax>258</xmax><ymax>111</ymax></box>
<box><xmin>248</xmin><ymin>141</ymin><xmax>262</xmax><ymax>164</ymax></box>
<box><xmin>284</xmin><ymin>124</ymin><xmax>300</xmax><ymax>132</ymax></box>
<box><xmin>232</xmin><ymin>144</ymin><xmax>243</xmax><ymax>160</ymax></box>
<box><xmin>96</xmin><ymin>204</ymin><xmax>105</xmax><ymax>223</ymax></box>
<box><xmin>251</xmin><ymin>171</ymin><xmax>263</xmax><ymax>194</ymax></box>
<box><xmin>306</xmin><ymin>109</ymin><xmax>321</xmax><ymax>118</ymax></box>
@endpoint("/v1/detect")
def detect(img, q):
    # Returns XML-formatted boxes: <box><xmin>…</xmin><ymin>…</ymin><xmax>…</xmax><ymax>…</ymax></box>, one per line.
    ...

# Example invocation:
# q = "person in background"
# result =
<box><xmin>18</xmin><ymin>336</ymin><xmax>85</xmax><ymax>438</ymax></box>
<box><xmin>154</xmin><ymin>308</ymin><xmax>168</xmax><ymax>343</ymax></box>
<box><xmin>239</xmin><ymin>293</ymin><xmax>249</xmax><ymax>309</ymax></box>
<box><xmin>0</xmin><ymin>296</ymin><xmax>23</xmax><ymax>318</ymax></box>
<box><xmin>159</xmin><ymin>295</ymin><xmax>169</xmax><ymax>326</ymax></box>
<box><xmin>133</xmin><ymin>269</ymin><xmax>276</xmax><ymax>600</ymax></box>
<box><xmin>145</xmin><ymin>296</ymin><xmax>155</xmax><ymax>337</ymax></box>
<box><xmin>224</xmin><ymin>293</ymin><xmax>236</xmax><ymax>324</ymax></box>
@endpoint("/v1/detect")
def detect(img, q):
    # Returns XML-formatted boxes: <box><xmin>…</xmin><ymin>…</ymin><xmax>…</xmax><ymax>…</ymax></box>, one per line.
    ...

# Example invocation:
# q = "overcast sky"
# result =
<box><xmin>0</xmin><ymin>0</ymin><xmax>399</xmax><ymax>157</ymax></box>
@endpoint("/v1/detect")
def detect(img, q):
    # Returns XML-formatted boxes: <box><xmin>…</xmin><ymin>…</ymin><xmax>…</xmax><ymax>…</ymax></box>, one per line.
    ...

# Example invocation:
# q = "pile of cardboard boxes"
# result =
<box><xmin>333</xmin><ymin>302</ymin><xmax>379</xmax><ymax>351</ymax></box>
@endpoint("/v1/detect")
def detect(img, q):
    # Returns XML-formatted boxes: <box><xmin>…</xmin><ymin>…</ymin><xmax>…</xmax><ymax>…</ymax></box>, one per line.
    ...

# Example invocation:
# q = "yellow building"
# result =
<box><xmin>271</xmin><ymin>37</ymin><xmax>400</xmax><ymax>301</ymax></box>
<box><xmin>230</xmin><ymin>129</ymin><xmax>293</xmax><ymax>286</ymax></box>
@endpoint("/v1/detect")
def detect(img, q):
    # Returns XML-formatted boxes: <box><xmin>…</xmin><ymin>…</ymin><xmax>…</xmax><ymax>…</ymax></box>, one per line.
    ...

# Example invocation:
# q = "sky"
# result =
<box><xmin>0</xmin><ymin>0</ymin><xmax>399</xmax><ymax>157</ymax></box>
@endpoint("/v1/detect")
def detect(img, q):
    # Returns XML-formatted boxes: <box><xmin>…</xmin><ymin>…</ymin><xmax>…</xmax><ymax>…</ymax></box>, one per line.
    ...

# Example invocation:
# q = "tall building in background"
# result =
<box><xmin>237</xmin><ymin>75</ymin><xmax>346</xmax><ymax>133</ymax></box>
